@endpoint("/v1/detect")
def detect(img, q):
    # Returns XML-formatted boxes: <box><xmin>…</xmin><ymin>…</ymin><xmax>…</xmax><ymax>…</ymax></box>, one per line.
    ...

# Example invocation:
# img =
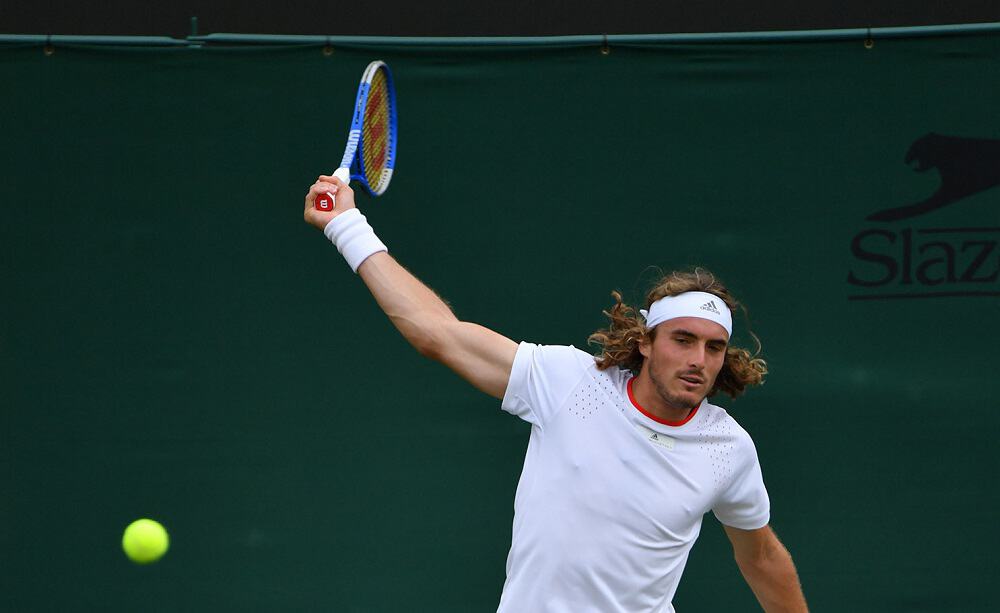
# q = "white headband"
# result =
<box><xmin>639</xmin><ymin>291</ymin><xmax>733</xmax><ymax>337</ymax></box>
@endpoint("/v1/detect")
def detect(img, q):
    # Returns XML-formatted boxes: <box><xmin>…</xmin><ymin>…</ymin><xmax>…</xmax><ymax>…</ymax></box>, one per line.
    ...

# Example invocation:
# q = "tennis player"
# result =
<box><xmin>303</xmin><ymin>175</ymin><xmax>808</xmax><ymax>612</ymax></box>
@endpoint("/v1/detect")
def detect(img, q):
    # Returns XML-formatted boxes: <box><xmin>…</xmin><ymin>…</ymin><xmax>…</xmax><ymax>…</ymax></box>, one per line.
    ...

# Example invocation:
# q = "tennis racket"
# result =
<box><xmin>315</xmin><ymin>60</ymin><xmax>398</xmax><ymax>211</ymax></box>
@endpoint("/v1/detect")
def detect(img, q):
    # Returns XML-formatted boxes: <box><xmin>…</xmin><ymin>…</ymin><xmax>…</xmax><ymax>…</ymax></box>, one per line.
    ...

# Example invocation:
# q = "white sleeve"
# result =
<box><xmin>712</xmin><ymin>436</ymin><xmax>771</xmax><ymax>530</ymax></box>
<box><xmin>500</xmin><ymin>342</ymin><xmax>590</xmax><ymax>427</ymax></box>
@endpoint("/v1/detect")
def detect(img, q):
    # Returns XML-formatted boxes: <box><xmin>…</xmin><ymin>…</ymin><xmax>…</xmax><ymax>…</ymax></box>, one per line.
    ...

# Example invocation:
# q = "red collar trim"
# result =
<box><xmin>626</xmin><ymin>377</ymin><xmax>700</xmax><ymax>427</ymax></box>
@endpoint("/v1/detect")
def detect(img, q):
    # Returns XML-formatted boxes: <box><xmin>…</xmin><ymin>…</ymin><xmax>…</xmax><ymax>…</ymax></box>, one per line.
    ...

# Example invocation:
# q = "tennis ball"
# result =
<box><xmin>122</xmin><ymin>518</ymin><xmax>170</xmax><ymax>564</ymax></box>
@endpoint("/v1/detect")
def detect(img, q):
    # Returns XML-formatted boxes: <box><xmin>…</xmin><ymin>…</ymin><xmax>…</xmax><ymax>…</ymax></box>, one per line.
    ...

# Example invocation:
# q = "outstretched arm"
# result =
<box><xmin>723</xmin><ymin>524</ymin><xmax>808</xmax><ymax>612</ymax></box>
<box><xmin>304</xmin><ymin>175</ymin><xmax>518</xmax><ymax>399</ymax></box>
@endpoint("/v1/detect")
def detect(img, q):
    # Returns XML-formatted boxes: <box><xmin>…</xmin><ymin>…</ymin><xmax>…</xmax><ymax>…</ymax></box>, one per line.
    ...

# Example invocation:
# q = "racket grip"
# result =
<box><xmin>315</xmin><ymin>167</ymin><xmax>352</xmax><ymax>211</ymax></box>
<box><xmin>316</xmin><ymin>192</ymin><xmax>335</xmax><ymax>212</ymax></box>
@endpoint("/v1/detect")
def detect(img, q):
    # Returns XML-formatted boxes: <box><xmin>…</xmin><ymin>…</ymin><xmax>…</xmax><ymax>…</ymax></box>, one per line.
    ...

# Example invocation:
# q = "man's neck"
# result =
<box><xmin>630</xmin><ymin>372</ymin><xmax>698</xmax><ymax>424</ymax></box>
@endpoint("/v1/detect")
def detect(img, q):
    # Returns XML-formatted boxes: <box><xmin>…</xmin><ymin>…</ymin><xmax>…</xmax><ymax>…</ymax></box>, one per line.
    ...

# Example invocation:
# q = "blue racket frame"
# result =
<box><xmin>338</xmin><ymin>60</ymin><xmax>398</xmax><ymax>196</ymax></box>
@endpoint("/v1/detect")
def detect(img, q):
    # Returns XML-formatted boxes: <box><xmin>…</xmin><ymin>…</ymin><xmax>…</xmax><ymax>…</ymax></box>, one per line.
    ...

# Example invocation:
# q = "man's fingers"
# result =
<box><xmin>317</xmin><ymin>174</ymin><xmax>342</xmax><ymax>185</ymax></box>
<box><xmin>304</xmin><ymin>181</ymin><xmax>338</xmax><ymax>211</ymax></box>
<box><xmin>304</xmin><ymin>175</ymin><xmax>353</xmax><ymax>220</ymax></box>
<box><xmin>309</xmin><ymin>181</ymin><xmax>339</xmax><ymax>197</ymax></box>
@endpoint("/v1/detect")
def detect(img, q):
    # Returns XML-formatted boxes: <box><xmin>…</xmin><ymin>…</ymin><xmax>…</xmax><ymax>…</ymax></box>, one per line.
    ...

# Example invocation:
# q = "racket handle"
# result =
<box><xmin>314</xmin><ymin>167</ymin><xmax>352</xmax><ymax>211</ymax></box>
<box><xmin>316</xmin><ymin>192</ymin><xmax>335</xmax><ymax>211</ymax></box>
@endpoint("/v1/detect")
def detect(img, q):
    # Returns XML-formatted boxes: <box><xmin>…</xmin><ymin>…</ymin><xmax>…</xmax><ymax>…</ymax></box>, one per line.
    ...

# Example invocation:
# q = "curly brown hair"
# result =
<box><xmin>587</xmin><ymin>268</ymin><xmax>767</xmax><ymax>399</ymax></box>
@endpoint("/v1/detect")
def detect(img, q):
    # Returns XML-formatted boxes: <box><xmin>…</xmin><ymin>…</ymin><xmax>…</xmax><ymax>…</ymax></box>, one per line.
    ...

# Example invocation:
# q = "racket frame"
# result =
<box><xmin>317</xmin><ymin>60</ymin><xmax>397</xmax><ymax>211</ymax></box>
<box><xmin>351</xmin><ymin>61</ymin><xmax>397</xmax><ymax>196</ymax></box>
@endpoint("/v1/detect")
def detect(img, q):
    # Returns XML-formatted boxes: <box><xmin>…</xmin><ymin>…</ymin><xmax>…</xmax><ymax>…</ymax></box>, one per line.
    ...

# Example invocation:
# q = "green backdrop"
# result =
<box><xmin>3</xmin><ymin>29</ymin><xmax>999</xmax><ymax>611</ymax></box>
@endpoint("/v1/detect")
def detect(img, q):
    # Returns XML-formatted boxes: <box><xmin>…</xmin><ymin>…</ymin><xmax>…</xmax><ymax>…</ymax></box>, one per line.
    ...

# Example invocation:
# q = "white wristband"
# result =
<box><xmin>323</xmin><ymin>209</ymin><xmax>388</xmax><ymax>273</ymax></box>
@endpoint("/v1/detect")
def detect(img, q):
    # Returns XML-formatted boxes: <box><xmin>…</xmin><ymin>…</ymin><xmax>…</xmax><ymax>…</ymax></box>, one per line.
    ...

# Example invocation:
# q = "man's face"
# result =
<box><xmin>638</xmin><ymin>317</ymin><xmax>729</xmax><ymax>411</ymax></box>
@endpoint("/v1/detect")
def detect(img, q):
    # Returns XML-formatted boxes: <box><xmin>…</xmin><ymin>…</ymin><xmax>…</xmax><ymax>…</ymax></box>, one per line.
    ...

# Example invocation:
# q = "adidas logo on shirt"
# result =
<box><xmin>700</xmin><ymin>300</ymin><xmax>721</xmax><ymax>315</ymax></box>
<box><xmin>635</xmin><ymin>424</ymin><xmax>676</xmax><ymax>450</ymax></box>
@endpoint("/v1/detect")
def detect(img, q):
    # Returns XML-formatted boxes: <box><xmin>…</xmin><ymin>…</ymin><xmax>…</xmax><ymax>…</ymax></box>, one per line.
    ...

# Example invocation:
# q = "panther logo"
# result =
<box><xmin>866</xmin><ymin>133</ymin><xmax>1000</xmax><ymax>222</ymax></box>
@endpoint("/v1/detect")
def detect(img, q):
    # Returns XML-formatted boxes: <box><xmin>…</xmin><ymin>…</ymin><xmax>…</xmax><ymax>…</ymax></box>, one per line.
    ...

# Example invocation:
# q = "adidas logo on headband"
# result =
<box><xmin>640</xmin><ymin>291</ymin><xmax>733</xmax><ymax>336</ymax></box>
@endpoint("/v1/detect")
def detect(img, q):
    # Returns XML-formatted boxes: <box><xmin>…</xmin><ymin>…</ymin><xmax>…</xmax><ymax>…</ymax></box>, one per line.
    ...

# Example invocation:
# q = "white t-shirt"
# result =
<box><xmin>497</xmin><ymin>343</ymin><xmax>770</xmax><ymax>613</ymax></box>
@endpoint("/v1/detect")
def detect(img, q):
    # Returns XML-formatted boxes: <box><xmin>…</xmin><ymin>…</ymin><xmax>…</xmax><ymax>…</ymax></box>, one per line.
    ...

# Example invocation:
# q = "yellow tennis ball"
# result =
<box><xmin>122</xmin><ymin>518</ymin><xmax>170</xmax><ymax>564</ymax></box>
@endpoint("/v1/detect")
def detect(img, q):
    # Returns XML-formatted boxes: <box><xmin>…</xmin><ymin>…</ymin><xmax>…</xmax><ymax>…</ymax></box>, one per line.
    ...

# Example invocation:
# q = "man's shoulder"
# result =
<box><xmin>517</xmin><ymin>342</ymin><xmax>599</xmax><ymax>372</ymax></box>
<box><xmin>514</xmin><ymin>342</ymin><xmax>630</xmax><ymax>396</ymax></box>
<box><xmin>698</xmin><ymin>400</ymin><xmax>757</xmax><ymax>445</ymax></box>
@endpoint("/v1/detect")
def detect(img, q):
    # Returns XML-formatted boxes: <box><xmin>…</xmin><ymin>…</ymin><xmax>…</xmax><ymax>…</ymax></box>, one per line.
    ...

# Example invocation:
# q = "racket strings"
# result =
<box><xmin>361</xmin><ymin>69</ymin><xmax>392</xmax><ymax>191</ymax></box>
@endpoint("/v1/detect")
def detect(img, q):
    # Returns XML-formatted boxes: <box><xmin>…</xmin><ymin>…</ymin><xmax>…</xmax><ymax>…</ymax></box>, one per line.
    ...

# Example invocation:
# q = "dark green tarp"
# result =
<box><xmin>3</xmin><ymin>29</ymin><xmax>999</xmax><ymax>611</ymax></box>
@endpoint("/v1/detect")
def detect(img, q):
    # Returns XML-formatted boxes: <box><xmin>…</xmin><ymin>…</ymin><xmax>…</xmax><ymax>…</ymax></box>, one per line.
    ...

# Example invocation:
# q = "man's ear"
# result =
<box><xmin>638</xmin><ymin>332</ymin><xmax>652</xmax><ymax>359</ymax></box>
